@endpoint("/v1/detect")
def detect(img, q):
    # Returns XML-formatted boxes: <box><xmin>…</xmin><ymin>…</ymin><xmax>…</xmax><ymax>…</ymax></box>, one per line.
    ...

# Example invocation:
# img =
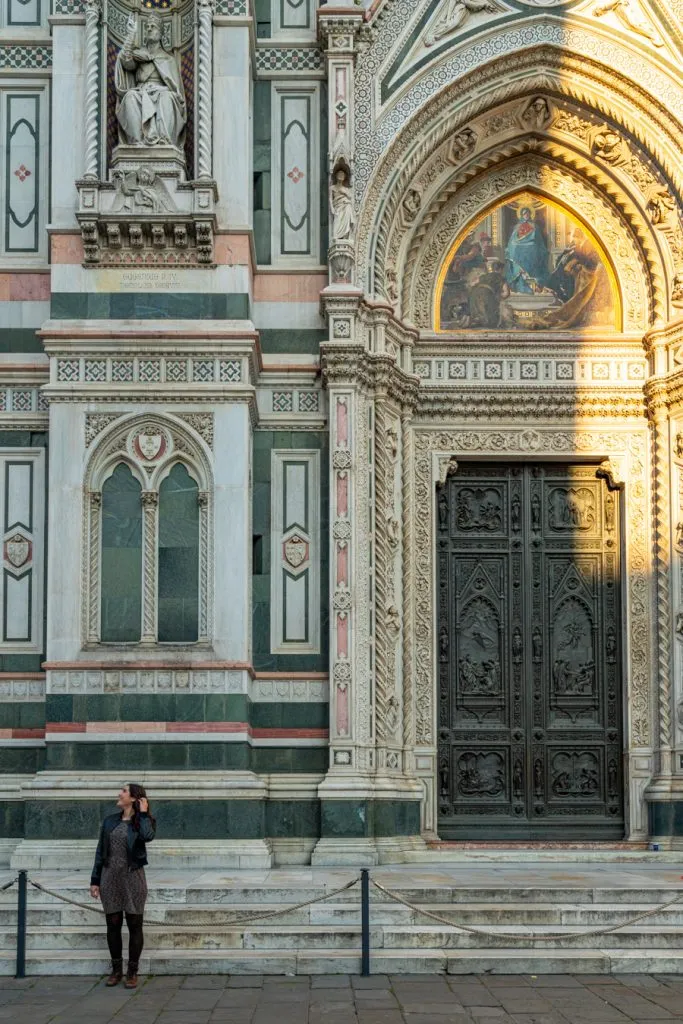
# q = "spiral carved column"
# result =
<box><xmin>197</xmin><ymin>0</ymin><xmax>215</xmax><ymax>180</ymax></box>
<box><xmin>401</xmin><ymin>413</ymin><xmax>414</xmax><ymax>759</ymax></box>
<box><xmin>141</xmin><ymin>491</ymin><xmax>159</xmax><ymax>644</ymax></box>
<box><xmin>198</xmin><ymin>490</ymin><xmax>210</xmax><ymax>642</ymax></box>
<box><xmin>648</xmin><ymin>383</ymin><xmax>673</xmax><ymax>776</ymax></box>
<box><xmin>87</xmin><ymin>491</ymin><xmax>102</xmax><ymax>642</ymax></box>
<box><xmin>83</xmin><ymin>0</ymin><xmax>101</xmax><ymax>180</ymax></box>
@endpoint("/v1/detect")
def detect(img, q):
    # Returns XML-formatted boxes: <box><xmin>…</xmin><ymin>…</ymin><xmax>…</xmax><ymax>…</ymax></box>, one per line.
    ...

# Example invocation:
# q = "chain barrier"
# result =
<box><xmin>371</xmin><ymin>878</ymin><xmax>683</xmax><ymax>942</ymax></box>
<box><xmin>26</xmin><ymin>876</ymin><xmax>361</xmax><ymax>927</ymax></box>
<box><xmin>7</xmin><ymin>870</ymin><xmax>683</xmax><ymax>972</ymax></box>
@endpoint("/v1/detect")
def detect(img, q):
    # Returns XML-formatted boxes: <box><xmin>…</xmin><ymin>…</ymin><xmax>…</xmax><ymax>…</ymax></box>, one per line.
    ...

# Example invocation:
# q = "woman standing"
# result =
<box><xmin>90</xmin><ymin>783</ymin><xmax>156</xmax><ymax>989</ymax></box>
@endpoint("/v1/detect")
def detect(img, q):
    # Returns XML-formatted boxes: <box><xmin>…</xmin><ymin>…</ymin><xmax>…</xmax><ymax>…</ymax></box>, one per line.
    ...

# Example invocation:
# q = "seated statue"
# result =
<box><xmin>115</xmin><ymin>13</ymin><xmax>186</xmax><ymax>150</ymax></box>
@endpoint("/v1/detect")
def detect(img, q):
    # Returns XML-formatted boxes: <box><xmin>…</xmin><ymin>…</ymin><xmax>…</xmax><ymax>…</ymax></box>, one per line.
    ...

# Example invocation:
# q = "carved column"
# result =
<box><xmin>83</xmin><ymin>0</ymin><xmax>101</xmax><ymax>179</ymax></box>
<box><xmin>318</xmin><ymin>5</ymin><xmax>365</xmax><ymax>287</ymax></box>
<box><xmin>87</xmin><ymin>491</ymin><xmax>102</xmax><ymax>643</ymax></box>
<box><xmin>401</xmin><ymin>407</ymin><xmax>416</xmax><ymax>772</ymax></box>
<box><xmin>140</xmin><ymin>491</ymin><xmax>158</xmax><ymax>644</ymax></box>
<box><xmin>198</xmin><ymin>490</ymin><xmax>210</xmax><ymax>642</ymax></box>
<box><xmin>646</xmin><ymin>380</ymin><xmax>674</xmax><ymax>778</ymax></box>
<box><xmin>196</xmin><ymin>0</ymin><xmax>215</xmax><ymax>180</ymax></box>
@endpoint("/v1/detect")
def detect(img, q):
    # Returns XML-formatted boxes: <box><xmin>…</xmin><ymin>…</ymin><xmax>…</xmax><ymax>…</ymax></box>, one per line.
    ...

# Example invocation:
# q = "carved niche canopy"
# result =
<box><xmin>76</xmin><ymin>0</ymin><xmax>218</xmax><ymax>268</ymax></box>
<box><xmin>435</xmin><ymin>191</ymin><xmax>620</xmax><ymax>333</ymax></box>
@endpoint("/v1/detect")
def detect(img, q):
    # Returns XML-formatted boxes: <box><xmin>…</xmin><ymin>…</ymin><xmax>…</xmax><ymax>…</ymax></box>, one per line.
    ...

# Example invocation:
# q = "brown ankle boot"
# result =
<box><xmin>106</xmin><ymin>959</ymin><xmax>123</xmax><ymax>986</ymax></box>
<box><xmin>124</xmin><ymin>961</ymin><xmax>139</xmax><ymax>989</ymax></box>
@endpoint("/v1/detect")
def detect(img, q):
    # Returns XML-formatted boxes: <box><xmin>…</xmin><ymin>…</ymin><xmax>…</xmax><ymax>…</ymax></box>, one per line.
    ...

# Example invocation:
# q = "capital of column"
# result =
<box><xmin>317</xmin><ymin>6</ymin><xmax>366</xmax><ymax>56</ymax></box>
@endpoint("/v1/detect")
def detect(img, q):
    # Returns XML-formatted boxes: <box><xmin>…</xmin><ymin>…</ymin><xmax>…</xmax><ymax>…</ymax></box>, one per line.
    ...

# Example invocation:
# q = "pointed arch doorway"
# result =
<box><xmin>436</xmin><ymin>461</ymin><xmax>624</xmax><ymax>840</ymax></box>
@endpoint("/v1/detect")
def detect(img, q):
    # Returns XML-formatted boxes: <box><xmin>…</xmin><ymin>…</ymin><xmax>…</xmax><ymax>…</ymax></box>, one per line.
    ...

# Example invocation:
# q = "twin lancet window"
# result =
<box><xmin>86</xmin><ymin>419</ymin><xmax>212</xmax><ymax>648</ymax></box>
<box><xmin>100</xmin><ymin>463</ymin><xmax>200</xmax><ymax>643</ymax></box>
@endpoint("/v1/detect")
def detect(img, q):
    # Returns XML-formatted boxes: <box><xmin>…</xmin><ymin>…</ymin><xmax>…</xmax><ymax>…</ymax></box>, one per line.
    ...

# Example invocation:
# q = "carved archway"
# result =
<box><xmin>354</xmin><ymin>49</ymin><xmax>683</xmax><ymax>324</ymax></box>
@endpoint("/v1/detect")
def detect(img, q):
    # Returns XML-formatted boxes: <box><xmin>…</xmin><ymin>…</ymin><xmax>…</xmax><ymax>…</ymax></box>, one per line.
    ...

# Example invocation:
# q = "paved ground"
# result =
<box><xmin>1</xmin><ymin>973</ymin><xmax>683</xmax><ymax>1024</ymax></box>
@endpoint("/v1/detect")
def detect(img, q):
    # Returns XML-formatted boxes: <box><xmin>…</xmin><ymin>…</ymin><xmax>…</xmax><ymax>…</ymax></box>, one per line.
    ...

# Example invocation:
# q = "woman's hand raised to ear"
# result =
<box><xmin>138</xmin><ymin>798</ymin><xmax>149</xmax><ymax>813</ymax></box>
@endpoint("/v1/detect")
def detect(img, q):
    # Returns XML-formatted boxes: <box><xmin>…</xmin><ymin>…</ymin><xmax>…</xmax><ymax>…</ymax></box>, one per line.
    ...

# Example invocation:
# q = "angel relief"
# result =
<box><xmin>436</xmin><ymin>194</ymin><xmax>619</xmax><ymax>331</ymax></box>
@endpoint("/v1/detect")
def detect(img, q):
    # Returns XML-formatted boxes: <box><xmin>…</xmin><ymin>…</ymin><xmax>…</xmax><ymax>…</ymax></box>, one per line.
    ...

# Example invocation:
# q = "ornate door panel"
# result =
<box><xmin>437</xmin><ymin>464</ymin><xmax>623</xmax><ymax>840</ymax></box>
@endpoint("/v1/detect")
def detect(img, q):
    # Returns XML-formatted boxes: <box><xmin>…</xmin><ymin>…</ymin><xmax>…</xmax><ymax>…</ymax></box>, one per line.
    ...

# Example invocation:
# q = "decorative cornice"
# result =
<box><xmin>320</xmin><ymin>342</ymin><xmax>419</xmax><ymax>409</ymax></box>
<box><xmin>415</xmin><ymin>387</ymin><xmax>647</xmax><ymax>421</ymax></box>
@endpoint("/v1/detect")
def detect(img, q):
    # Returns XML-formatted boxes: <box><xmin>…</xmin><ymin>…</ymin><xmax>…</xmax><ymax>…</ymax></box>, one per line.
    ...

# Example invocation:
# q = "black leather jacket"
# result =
<box><xmin>91</xmin><ymin>812</ymin><xmax>156</xmax><ymax>886</ymax></box>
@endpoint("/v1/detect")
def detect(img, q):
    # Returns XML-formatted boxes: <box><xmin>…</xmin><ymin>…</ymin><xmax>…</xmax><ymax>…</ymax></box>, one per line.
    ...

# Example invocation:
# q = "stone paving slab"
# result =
<box><xmin>2</xmin><ymin>975</ymin><xmax>683</xmax><ymax>1023</ymax></box>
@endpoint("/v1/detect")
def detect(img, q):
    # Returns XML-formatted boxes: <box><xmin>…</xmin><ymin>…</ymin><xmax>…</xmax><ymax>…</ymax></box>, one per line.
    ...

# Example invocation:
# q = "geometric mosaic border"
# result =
<box><xmin>56</xmin><ymin>356</ymin><xmax>242</xmax><ymax>385</ymax></box>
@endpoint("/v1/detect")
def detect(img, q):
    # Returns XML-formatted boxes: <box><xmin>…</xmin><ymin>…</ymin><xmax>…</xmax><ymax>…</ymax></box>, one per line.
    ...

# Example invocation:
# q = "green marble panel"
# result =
<box><xmin>259</xmin><ymin>330</ymin><xmax>326</xmax><ymax>355</ymax></box>
<box><xmin>320</xmin><ymin>800</ymin><xmax>422</xmax><ymax>839</ymax></box>
<box><xmin>250</xmin><ymin>702</ymin><xmax>328</xmax><ymax>730</ymax></box>
<box><xmin>251</xmin><ymin>747</ymin><xmax>327</xmax><ymax>773</ymax></box>
<box><xmin>266</xmin><ymin>800</ymin><xmax>320</xmax><ymax>839</ymax></box>
<box><xmin>0</xmin><ymin>800</ymin><xmax>25</xmax><ymax>836</ymax></box>
<box><xmin>0</xmin><ymin>701</ymin><xmax>45</xmax><ymax>728</ymax></box>
<box><xmin>0</xmin><ymin>329</ymin><xmax>43</xmax><ymax>353</ymax></box>
<box><xmin>649</xmin><ymin>801</ymin><xmax>683</xmax><ymax>836</ymax></box>
<box><xmin>45</xmin><ymin>694</ymin><xmax>73</xmax><ymax>722</ymax></box>
<box><xmin>0</xmin><ymin>746</ymin><xmax>43</xmax><ymax>773</ymax></box>
<box><xmin>25</xmin><ymin>800</ymin><xmax>110</xmax><ymax>840</ymax></box>
<box><xmin>50</xmin><ymin>293</ymin><xmax>250</xmax><ymax>320</ymax></box>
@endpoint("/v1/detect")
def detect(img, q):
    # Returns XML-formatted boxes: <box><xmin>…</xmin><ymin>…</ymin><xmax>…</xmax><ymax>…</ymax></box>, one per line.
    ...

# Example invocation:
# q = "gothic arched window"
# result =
<box><xmin>100</xmin><ymin>463</ymin><xmax>142</xmax><ymax>643</ymax></box>
<box><xmin>158</xmin><ymin>463</ymin><xmax>199</xmax><ymax>643</ymax></box>
<box><xmin>85</xmin><ymin>417</ymin><xmax>212</xmax><ymax>647</ymax></box>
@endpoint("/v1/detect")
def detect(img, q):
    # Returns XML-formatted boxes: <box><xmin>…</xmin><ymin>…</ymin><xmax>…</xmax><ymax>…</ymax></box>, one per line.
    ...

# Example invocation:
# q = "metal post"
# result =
<box><xmin>15</xmin><ymin>870</ymin><xmax>27</xmax><ymax>978</ymax></box>
<box><xmin>361</xmin><ymin>868</ymin><xmax>370</xmax><ymax>976</ymax></box>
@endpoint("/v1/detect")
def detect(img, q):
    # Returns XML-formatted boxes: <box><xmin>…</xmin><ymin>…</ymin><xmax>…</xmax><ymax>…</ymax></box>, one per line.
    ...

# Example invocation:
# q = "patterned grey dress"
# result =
<box><xmin>100</xmin><ymin>820</ymin><xmax>148</xmax><ymax>916</ymax></box>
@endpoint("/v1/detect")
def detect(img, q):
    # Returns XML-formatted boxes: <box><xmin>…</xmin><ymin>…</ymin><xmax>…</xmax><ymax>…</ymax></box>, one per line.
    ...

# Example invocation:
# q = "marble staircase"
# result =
<box><xmin>2</xmin><ymin>863</ymin><xmax>683</xmax><ymax>975</ymax></box>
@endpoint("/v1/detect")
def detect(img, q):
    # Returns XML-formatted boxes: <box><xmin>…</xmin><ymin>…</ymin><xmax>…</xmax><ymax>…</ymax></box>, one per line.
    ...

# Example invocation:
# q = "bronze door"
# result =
<box><xmin>437</xmin><ymin>463</ymin><xmax>623</xmax><ymax>840</ymax></box>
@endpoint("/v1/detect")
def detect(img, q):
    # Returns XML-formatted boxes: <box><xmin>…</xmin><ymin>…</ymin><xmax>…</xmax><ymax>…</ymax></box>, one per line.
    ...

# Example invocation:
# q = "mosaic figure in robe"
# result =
<box><xmin>115</xmin><ymin>13</ymin><xmax>186</xmax><ymax>149</ymax></box>
<box><xmin>505</xmin><ymin>207</ymin><xmax>550</xmax><ymax>293</ymax></box>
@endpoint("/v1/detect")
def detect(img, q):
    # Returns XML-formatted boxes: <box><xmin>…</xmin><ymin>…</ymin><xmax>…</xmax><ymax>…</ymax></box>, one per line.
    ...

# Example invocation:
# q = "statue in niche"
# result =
<box><xmin>402</xmin><ymin>188</ymin><xmax>422</xmax><ymax>223</ymax></box>
<box><xmin>330</xmin><ymin>163</ymin><xmax>355</xmax><ymax>243</ymax></box>
<box><xmin>521</xmin><ymin>96</ymin><xmax>552</xmax><ymax>131</ymax></box>
<box><xmin>672</xmin><ymin>274</ymin><xmax>683</xmax><ymax>308</ymax></box>
<box><xmin>115</xmin><ymin>12</ymin><xmax>187</xmax><ymax>150</ymax></box>
<box><xmin>646</xmin><ymin>187</ymin><xmax>675</xmax><ymax>227</ymax></box>
<box><xmin>425</xmin><ymin>0</ymin><xmax>497</xmax><ymax>47</ymax></box>
<box><xmin>591</xmin><ymin>126</ymin><xmax>630</xmax><ymax>168</ymax></box>
<box><xmin>448</xmin><ymin>127</ymin><xmax>477</xmax><ymax>164</ymax></box>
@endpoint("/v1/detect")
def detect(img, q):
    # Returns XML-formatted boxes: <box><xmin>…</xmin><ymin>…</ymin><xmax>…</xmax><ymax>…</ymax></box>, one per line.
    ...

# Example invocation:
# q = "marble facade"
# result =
<box><xmin>0</xmin><ymin>0</ymin><xmax>683</xmax><ymax>866</ymax></box>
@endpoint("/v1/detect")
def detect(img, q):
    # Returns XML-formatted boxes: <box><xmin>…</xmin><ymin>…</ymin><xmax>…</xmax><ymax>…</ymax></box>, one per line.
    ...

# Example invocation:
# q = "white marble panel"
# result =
<box><xmin>213</xmin><ymin>403</ymin><xmax>252</xmax><ymax>660</ymax></box>
<box><xmin>6</xmin><ymin>461</ymin><xmax>32</xmax><ymax>530</ymax></box>
<box><xmin>271</xmin><ymin>84</ymin><xmax>320</xmax><ymax>265</ymax></box>
<box><xmin>284</xmin><ymin>462</ymin><xmax>307</xmax><ymax>529</ymax></box>
<box><xmin>4</xmin><ymin>573</ymin><xmax>30</xmax><ymax>641</ymax></box>
<box><xmin>51</xmin><ymin>25</ymin><xmax>85</xmax><ymax>229</ymax></box>
<box><xmin>213</xmin><ymin>26</ymin><xmax>251</xmax><ymax>229</ymax></box>
<box><xmin>272</xmin><ymin>0</ymin><xmax>315</xmax><ymax>38</ymax></box>
<box><xmin>0</xmin><ymin>301</ymin><xmax>50</xmax><ymax>328</ymax></box>
<box><xmin>253</xmin><ymin>301</ymin><xmax>323</xmax><ymax>330</ymax></box>
<box><xmin>284</xmin><ymin>571</ymin><xmax>307</xmax><ymax>643</ymax></box>
<box><xmin>50</xmin><ymin>263</ymin><xmax>252</xmax><ymax>297</ymax></box>
<box><xmin>46</xmin><ymin>403</ymin><xmax>86</xmax><ymax>661</ymax></box>
<box><xmin>270</xmin><ymin>449</ymin><xmax>319</xmax><ymax>653</ymax></box>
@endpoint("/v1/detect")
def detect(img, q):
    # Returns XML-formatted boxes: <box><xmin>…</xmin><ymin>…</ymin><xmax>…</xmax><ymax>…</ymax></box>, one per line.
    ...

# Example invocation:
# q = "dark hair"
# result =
<box><xmin>126</xmin><ymin>782</ymin><xmax>156</xmax><ymax>832</ymax></box>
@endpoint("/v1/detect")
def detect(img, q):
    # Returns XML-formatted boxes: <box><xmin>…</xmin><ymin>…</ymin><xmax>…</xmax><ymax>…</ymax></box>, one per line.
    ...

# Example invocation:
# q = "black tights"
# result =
<box><xmin>105</xmin><ymin>912</ymin><xmax>144</xmax><ymax>966</ymax></box>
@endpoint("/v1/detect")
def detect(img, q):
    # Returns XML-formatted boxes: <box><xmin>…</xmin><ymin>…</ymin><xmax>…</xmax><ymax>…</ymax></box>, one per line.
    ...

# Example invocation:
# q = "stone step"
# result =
<box><xmin>8</xmin><ymin>921</ymin><xmax>683</xmax><ymax>952</ymax></box>
<box><xmin>381</xmin><ymin>924</ymin><xmax>683</xmax><ymax>950</ymax></box>
<box><xmin>4</xmin><ymin>880</ymin><xmax>682</xmax><ymax>905</ymax></box>
<box><xmin>3</xmin><ymin>900</ymin><xmax>683</xmax><ymax>928</ymax></box>
<box><xmin>3</xmin><ymin>946</ymin><xmax>683</xmax><ymax>976</ymax></box>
